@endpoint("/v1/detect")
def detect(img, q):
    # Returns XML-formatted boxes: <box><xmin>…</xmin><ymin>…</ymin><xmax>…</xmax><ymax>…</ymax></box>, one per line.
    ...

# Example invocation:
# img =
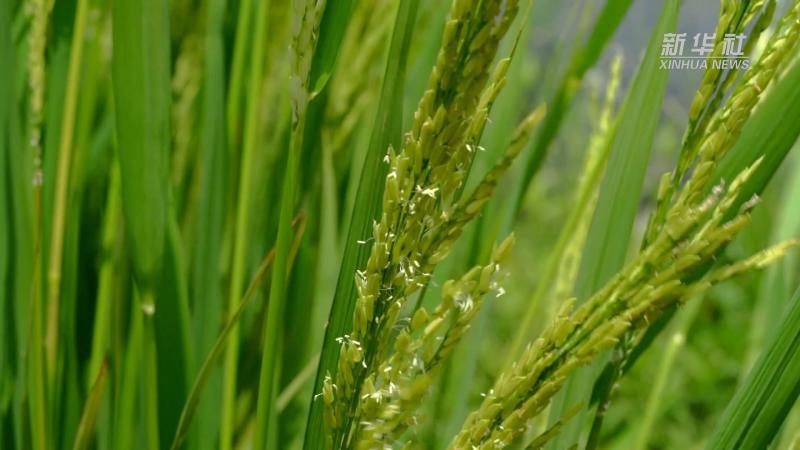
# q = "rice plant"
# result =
<box><xmin>2</xmin><ymin>0</ymin><xmax>800</xmax><ymax>449</ymax></box>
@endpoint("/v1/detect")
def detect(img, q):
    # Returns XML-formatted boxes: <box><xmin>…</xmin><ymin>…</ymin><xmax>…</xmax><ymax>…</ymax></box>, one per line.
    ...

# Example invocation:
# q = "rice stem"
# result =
<box><xmin>44</xmin><ymin>0</ymin><xmax>90</xmax><ymax>390</ymax></box>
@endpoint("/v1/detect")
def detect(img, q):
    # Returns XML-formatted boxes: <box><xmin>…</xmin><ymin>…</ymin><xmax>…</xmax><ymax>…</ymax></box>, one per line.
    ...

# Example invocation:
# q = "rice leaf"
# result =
<box><xmin>152</xmin><ymin>222</ymin><xmax>194</xmax><ymax>447</ymax></box>
<box><xmin>748</xmin><ymin>153</ymin><xmax>800</xmax><ymax>369</ymax></box>
<box><xmin>0</xmin><ymin>168</ymin><xmax>7</xmax><ymax>448</ymax></box>
<box><xmin>112</xmin><ymin>0</ymin><xmax>193</xmax><ymax>447</ymax></box>
<box><xmin>111</xmin><ymin>0</ymin><xmax>170</xmax><ymax>284</ymax></box>
<box><xmin>706</xmin><ymin>286</ymin><xmax>800</xmax><ymax>450</ymax></box>
<box><xmin>71</xmin><ymin>359</ymin><xmax>108</xmax><ymax>450</ymax></box>
<box><xmin>190</xmin><ymin>0</ymin><xmax>229</xmax><ymax>448</ymax></box>
<box><xmin>303</xmin><ymin>0</ymin><xmax>419</xmax><ymax>447</ymax></box>
<box><xmin>0</xmin><ymin>0</ymin><xmax>12</xmax><ymax>410</ymax></box>
<box><xmin>546</xmin><ymin>1</ymin><xmax>680</xmax><ymax>447</ymax></box>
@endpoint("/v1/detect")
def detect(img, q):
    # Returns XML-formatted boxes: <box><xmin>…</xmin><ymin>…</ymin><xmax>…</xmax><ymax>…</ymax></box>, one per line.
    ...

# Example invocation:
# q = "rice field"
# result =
<box><xmin>1</xmin><ymin>0</ymin><xmax>800</xmax><ymax>449</ymax></box>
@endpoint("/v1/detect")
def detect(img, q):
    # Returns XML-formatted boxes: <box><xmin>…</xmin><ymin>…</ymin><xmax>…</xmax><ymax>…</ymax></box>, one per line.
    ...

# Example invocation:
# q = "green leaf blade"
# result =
<box><xmin>707</xmin><ymin>286</ymin><xmax>800</xmax><ymax>450</ymax></box>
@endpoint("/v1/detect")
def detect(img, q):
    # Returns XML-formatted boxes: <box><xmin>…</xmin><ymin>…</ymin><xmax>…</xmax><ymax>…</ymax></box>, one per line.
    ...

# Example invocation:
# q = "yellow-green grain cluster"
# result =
<box><xmin>646</xmin><ymin>0</ymin><xmax>800</xmax><ymax>245</ymax></box>
<box><xmin>452</xmin><ymin>159</ymin><xmax>798</xmax><ymax>449</ymax></box>
<box><xmin>349</xmin><ymin>236</ymin><xmax>514</xmax><ymax>449</ymax></box>
<box><xmin>322</xmin><ymin>0</ymin><xmax>529</xmax><ymax>447</ymax></box>
<box><xmin>26</xmin><ymin>0</ymin><xmax>52</xmax><ymax>187</ymax></box>
<box><xmin>690</xmin><ymin>0</ymin><xmax>800</xmax><ymax>171</ymax></box>
<box><xmin>171</xmin><ymin>33</ymin><xmax>204</xmax><ymax>194</ymax></box>
<box><xmin>289</xmin><ymin>0</ymin><xmax>326</xmax><ymax>123</ymax></box>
